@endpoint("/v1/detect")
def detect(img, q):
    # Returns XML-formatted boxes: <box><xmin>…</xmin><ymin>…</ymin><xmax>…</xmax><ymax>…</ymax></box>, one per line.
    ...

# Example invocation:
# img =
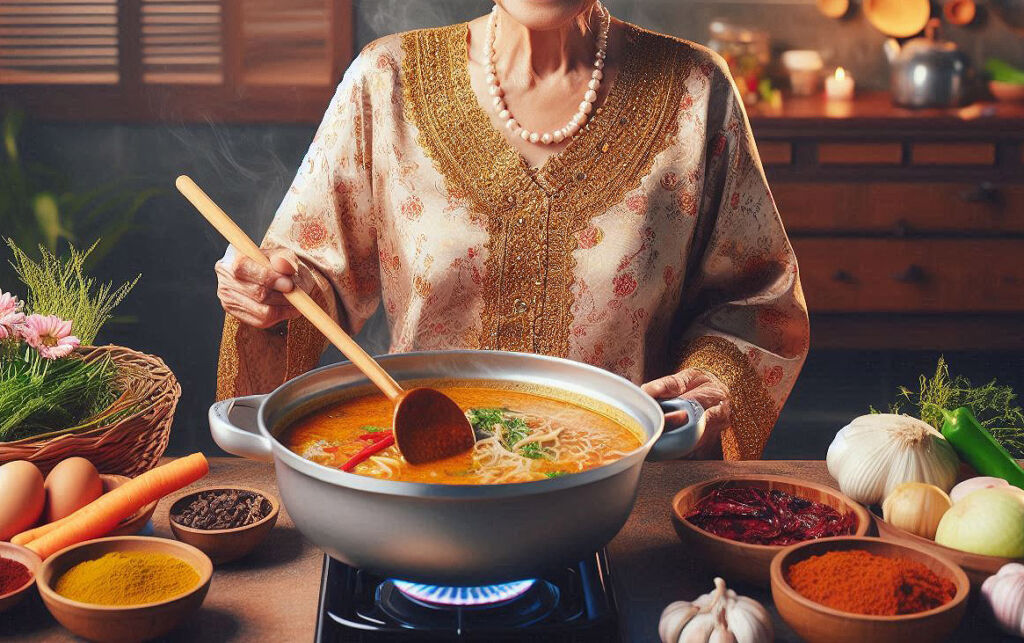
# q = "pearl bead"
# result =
<box><xmin>488</xmin><ymin>85</ymin><xmax>503</xmax><ymax>97</ymax></box>
<box><xmin>541</xmin><ymin>132</ymin><xmax>552</xmax><ymax>144</ymax></box>
<box><xmin>487</xmin><ymin>63</ymin><xmax>496</xmax><ymax>75</ymax></box>
<box><xmin>529</xmin><ymin>132</ymin><xmax>540</xmax><ymax>143</ymax></box>
<box><xmin>486</xmin><ymin>73</ymin><xmax>496</xmax><ymax>85</ymax></box>
<box><xmin>492</xmin><ymin>96</ymin><xmax>503</xmax><ymax>108</ymax></box>
<box><xmin>498</xmin><ymin>109</ymin><xmax>510</xmax><ymax>120</ymax></box>
<box><xmin>584</xmin><ymin>89</ymin><xmax>598</xmax><ymax>103</ymax></box>
<box><xmin>520</xmin><ymin>129</ymin><xmax>531</xmax><ymax>140</ymax></box>
<box><xmin>506</xmin><ymin>118</ymin><xmax>518</xmax><ymax>130</ymax></box>
<box><xmin>580</xmin><ymin>101</ymin><xmax>593</xmax><ymax>114</ymax></box>
<box><xmin>553</xmin><ymin>130</ymin><xmax>565</xmax><ymax>143</ymax></box>
<box><xmin>588</xmin><ymin>78</ymin><xmax>600</xmax><ymax>90</ymax></box>
<box><xmin>593</xmin><ymin>69</ymin><xmax>603</xmax><ymax>80</ymax></box>
<box><xmin>571</xmin><ymin>112</ymin><xmax>585</xmax><ymax>126</ymax></box>
<box><xmin>566</xmin><ymin>122</ymin><xmax>580</xmax><ymax>135</ymax></box>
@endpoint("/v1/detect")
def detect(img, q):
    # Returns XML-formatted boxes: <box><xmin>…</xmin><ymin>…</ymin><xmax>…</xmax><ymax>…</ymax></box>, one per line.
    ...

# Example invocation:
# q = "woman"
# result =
<box><xmin>215</xmin><ymin>0</ymin><xmax>809</xmax><ymax>460</ymax></box>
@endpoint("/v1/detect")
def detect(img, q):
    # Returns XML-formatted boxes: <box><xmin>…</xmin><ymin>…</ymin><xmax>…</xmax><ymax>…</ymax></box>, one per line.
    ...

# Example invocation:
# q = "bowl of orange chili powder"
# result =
<box><xmin>770</xmin><ymin>536</ymin><xmax>969</xmax><ymax>643</ymax></box>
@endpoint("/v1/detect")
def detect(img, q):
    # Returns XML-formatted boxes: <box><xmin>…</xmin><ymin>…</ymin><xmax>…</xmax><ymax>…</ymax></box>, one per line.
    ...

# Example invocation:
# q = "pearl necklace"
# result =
<box><xmin>485</xmin><ymin>3</ymin><xmax>610</xmax><ymax>145</ymax></box>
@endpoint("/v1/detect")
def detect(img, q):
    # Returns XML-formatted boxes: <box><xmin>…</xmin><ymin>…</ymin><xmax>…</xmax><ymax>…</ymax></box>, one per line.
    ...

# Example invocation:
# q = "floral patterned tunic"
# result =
<box><xmin>217</xmin><ymin>23</ymin><xmax>810</xmax><ymax>460</ymax></box>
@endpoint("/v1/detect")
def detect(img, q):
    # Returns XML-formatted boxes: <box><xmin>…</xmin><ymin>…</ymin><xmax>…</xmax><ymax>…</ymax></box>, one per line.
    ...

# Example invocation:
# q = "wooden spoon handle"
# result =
<box><xmin>176</xmin><ymin>175</ymin><xmax>403</xmax><ymax>401</ymax></box>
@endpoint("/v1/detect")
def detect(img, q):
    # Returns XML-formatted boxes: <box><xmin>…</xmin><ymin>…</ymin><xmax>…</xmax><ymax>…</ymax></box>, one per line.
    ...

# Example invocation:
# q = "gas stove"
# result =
<box><xmin>314</xmin><ymin>550</ymin><xmax>619</xmax><ymax>642</ymax></box>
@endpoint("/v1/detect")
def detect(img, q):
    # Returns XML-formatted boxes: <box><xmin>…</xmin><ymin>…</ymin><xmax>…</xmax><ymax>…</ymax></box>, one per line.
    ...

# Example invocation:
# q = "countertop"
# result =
<box><xmin>0</xmin><ymin>458</ymin><xmax>1007</xmax><ymax>642</ymax></box>
<box><xmin>746</xmin><ymin>90</ymin><xmax>1024</xmax><ymax>135</ymax></box>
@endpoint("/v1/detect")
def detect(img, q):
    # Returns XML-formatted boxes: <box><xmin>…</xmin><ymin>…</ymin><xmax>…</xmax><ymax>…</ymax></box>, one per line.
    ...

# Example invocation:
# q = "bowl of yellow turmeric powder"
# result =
<box><xmin>36</xmin><ymin>536</ymin><xmax>212</xmax><ymax>643</ymax></box>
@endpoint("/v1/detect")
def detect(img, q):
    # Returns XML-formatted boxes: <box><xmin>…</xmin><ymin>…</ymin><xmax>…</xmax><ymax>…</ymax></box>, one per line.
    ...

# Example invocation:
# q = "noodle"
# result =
<box><xmin>285</xmin><ymin>384</ymin><xmax>643</xmax><ymax>484</ymax></box>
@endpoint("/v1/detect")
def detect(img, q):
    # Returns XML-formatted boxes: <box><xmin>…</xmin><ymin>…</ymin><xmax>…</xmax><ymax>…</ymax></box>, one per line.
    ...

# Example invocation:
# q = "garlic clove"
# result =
<box><xmin>659</xmin><ymin>602</ymin><xmax>699</xmax><ymax>643</ymax></box>
<box><xmin>679</xmin><ymin>612</ymin><xmax>717</xmax><ymax>643</ymax></box>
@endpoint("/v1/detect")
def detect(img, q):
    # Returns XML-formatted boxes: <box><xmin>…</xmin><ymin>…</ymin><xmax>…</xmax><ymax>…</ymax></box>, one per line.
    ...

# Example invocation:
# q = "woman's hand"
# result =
<box><xmin>215</xmin><ymin>248</ymin><xmax>302</xmax><ymax>329</ymax></box>
<box><xmin>642</xmin><ymin>369</ymin><xmax>731</xmax><ymax>459</ymax></box>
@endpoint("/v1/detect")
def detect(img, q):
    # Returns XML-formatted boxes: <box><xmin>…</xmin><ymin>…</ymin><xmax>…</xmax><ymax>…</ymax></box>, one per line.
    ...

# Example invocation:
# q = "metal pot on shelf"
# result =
<box><xmin>208</xmin><ymin>350</ymin><xmax>704</xmax><ymax>585</ymax></box>
<box><xmin>886</xmin><ymin>19</ymin><xmax>975</xmax><ymax>108</ymax></box>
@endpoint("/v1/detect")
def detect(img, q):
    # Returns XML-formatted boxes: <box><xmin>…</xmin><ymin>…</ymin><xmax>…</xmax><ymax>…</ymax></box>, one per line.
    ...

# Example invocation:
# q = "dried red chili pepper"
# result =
<box><xmin>685</xmin><ymin>486</ymin><xmax>857</xmax><ymax>546</ymax></box>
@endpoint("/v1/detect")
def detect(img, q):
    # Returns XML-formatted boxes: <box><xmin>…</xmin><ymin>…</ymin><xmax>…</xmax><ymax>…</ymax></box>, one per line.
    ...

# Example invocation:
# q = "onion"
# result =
<box><xmin>935</xmin><ymin>488</ymin><xmax>1024</xmax><ymax>558</ymax></box>
<box><xmin>950</xmin><ymin>477</ymin><xmax>1023</xmax><ymax>504</ymax></box>
<box><xmin>882</xmin><ymin>482</ymin><xmax>951</xmax><ymax>540</ymax></box>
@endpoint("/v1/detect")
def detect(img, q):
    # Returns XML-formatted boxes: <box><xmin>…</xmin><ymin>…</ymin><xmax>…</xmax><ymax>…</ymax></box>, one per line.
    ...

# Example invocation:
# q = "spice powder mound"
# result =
<box><xmin>786</xmin><ymin>549</ymin><xmax>957</xmax><ymax>615</ymax></box>
<box><xmin>55</xmin><ymin>551</ymin><xmax>199</xmax><ymax>606</ymax></box>
<box><xmin>0</xmin><ymin>557</ymin><xmax>32</xmax><ymax>595</ymax></box>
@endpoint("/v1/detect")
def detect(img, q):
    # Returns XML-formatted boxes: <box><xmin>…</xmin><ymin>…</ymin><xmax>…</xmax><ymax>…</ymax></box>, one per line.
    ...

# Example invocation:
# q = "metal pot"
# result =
<box><xmin>886</xmin><ymin>19</ymin><xmax>974</xmax><ymax>108</ymax></box>
<box><xmin>209</xmin><ymin>350</ymin><xmax>702</xmax><ymax>584</ymax></box>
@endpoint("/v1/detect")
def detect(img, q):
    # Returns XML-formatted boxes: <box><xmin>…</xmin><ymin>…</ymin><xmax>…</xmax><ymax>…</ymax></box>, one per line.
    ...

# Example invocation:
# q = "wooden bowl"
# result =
<box><xmin>990</xmin><ymin>81</ymin><xmax>1024</xmax><ymax>102</ymax></box>
<box><xmin>37</xmin><ymin>536</ymin><xmax>212</xmax><ymax>643</ymax></box>
<box><xmin>0</xmin><ymin>542</ymin><xmax>41</xmax><ymax>613</ymax></box>
<box><xmin>671</xmin><ymin>474</ymin><xmax>871</xmax><ymax>587</ymax></box>
<box><xmin>99</xmin><ymin>475</ymin><xmax>158</xmax><ymax>537</ymax></box>
<box><xmin>873</xmin><ymin>509</ymin><xmax>1023</xmax><ymax>586</ymax></box>
<box><xmin>771</xmin><ymin>536</ymin><xmax>969</xmax><ymax>643</ymax></box>
<box><xmin>864</xmin><ymin>0</ymin><xmax>931</xmax><ymax>37</ymax></box>
<box><xmin>168</xmin><ymin>486</ymin><xmax>279</xmax><ymax>564</ymax></box>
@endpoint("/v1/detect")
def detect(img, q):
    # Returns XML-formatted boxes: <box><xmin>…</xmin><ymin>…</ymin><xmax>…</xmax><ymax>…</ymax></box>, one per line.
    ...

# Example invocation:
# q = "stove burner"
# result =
<box><xmin>315</xmin><ymin>550</ymin><xmax>619</xmax><ymax>642</ymax></box>
<box><xmin>390</xmin><ymin>579</ymin><xmax>537</xmax><ymax>607</ymax></box>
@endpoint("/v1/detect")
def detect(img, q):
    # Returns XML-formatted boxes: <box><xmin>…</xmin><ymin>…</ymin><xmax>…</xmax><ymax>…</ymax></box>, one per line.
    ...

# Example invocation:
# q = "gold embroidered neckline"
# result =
<box><xmin>402</xmin><ymin>23</ymin><xmax>691</xmax><ymax>356</ymax></box>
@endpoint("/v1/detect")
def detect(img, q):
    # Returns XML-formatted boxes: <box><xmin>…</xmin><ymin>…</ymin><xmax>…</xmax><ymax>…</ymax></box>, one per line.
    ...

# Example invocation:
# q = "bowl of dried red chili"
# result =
<box><xmin>671</xmin><ymin>475</ymin><xmax>870</xmax><ymax>586</ymax></box>
<box><xmin>770</xmin><ymin>536</ymin><xmax>969</xmax><ymax>643</ymax></box>
<box><xmin>0</xmin><ymin>541</ymin><xmax>42</xmax><ymax>613</ymax></box>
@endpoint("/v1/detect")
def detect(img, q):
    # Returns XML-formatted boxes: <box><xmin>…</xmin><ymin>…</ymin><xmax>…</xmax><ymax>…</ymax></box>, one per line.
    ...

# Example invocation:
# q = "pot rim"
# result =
<box><xmin>255</xmin><ymin>349</ymin><xmax>665</xmax><ymax>499</ymax></box>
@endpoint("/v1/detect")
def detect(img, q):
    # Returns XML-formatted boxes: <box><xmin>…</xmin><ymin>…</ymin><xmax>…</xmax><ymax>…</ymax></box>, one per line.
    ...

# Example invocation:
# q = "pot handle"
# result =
<box><xmin>209</xmin><ymin>395</ymin><xmax>273</xmax><ymax>462</ymax></box>
<box><xmin>646</xmin><ymin>398</ymin><xmax>706</xmax><ymax>461</ymax></box>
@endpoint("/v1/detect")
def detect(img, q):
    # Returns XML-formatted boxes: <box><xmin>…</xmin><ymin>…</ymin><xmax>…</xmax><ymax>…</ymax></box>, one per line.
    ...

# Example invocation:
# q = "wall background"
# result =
<box><xmin>8</xmin><ymin>0</ymin><xmax>1023</xmax><ymax>458</ymax></box>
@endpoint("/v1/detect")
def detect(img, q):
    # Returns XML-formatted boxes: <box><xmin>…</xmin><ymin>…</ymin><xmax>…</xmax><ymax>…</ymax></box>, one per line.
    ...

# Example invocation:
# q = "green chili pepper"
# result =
<box><xmin>940</xmin><ymin>407</ymin><xmax>1024</xmax><ymax>490</ymax></box>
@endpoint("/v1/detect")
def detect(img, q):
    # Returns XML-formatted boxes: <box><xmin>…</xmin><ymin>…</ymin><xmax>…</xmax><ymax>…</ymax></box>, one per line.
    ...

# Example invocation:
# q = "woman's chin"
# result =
<box><xmin>495</xmin><ymin>0</ymin><xmax>596</xmax><ymax>31</ymax></box>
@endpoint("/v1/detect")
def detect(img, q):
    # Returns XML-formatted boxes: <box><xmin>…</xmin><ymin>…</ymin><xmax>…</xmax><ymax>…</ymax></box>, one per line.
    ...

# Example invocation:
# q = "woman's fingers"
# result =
<box><xmin>231</xmin><ymin>253</ymin><xmax>294</xmax><ymax>292</ymax></box>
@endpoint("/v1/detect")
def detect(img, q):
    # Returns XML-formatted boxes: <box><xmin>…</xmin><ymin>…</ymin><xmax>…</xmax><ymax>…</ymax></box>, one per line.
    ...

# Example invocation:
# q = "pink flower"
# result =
<box><xmin>0</xmin><ymin>291</ymin><xmax>25</xmax><ymax>340</ymax></box>
<box><xmin>21</xmin><ymin>314</ymin><xmax>80</xmax><ymax>359</ymax></box>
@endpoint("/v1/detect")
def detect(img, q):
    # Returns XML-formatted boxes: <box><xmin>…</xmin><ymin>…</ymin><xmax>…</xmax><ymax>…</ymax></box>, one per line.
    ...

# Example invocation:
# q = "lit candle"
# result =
<box><xmin>825</xmin><ymin>66</ymin><xmax>855</xmax><ymax>101</ymax></box>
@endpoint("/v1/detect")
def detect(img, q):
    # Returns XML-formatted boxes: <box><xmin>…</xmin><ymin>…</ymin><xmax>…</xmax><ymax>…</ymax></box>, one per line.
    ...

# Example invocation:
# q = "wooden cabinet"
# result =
<box><xmin>749</xmin><ymin>92</ymin><xmax>1024</xmax><ymax>350</ymax></box>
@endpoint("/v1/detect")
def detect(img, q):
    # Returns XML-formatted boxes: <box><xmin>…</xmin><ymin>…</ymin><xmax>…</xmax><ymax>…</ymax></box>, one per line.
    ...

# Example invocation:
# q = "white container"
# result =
<box><xmin>781</xmin><ymin>50</ymin><xmax>824</xmax><ymax>96</ymax></box>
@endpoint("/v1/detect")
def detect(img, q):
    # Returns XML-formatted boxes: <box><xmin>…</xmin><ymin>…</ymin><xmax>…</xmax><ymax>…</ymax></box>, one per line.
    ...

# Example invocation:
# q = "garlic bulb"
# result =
<box><xmin>826</xmin><ymin>414</ymin><xmax>959</xmax><ymax>505</ymax></box>
<box><xmin>882</xmin><ymin>482</ymin><xmax>951</xmax><ymax>539</ymax></box>
<box><xmin>982</xmin><ymin>563</ymin><xmax>1024</xmax><ymax>637</ymax></box>
<box><xmin>659</xmin><ymin>577</ymin><xmax>773</xmax><ymax>643</ymax></box>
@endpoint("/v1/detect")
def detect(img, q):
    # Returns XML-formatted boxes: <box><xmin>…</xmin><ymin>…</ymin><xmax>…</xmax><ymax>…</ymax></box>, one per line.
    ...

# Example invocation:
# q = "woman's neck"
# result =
<box><xmin>492</xmin><ymin>6</ymin><xmax>598</xmax><ymax>80</ymax></box>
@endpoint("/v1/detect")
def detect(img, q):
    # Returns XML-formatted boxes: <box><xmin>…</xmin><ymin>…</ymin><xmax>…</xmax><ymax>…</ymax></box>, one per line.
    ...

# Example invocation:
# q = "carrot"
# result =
<box><xmin>11</xmin><ymin>511</ymin><xmax>74</xmax><ymax>546</ymax></box>
<box><xmin>25</xmin><ymin>453</ymin><xmax>209</xmax><ymax>559</ymax></box>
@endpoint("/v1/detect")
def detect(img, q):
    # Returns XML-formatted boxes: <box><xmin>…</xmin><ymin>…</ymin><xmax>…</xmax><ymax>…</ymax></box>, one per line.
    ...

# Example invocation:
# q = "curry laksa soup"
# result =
<box><xmin>283</xmin><ymin>380</ymin><xmax>645</xmax><ymax>484</ymax></box>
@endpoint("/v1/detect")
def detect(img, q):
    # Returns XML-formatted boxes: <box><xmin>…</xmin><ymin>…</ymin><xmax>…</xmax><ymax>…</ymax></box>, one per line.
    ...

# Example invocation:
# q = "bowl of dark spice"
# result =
<box><xmin>168</xmin><ymin>486</ymin><xmax>279</xmax><ymax>564</ymax></box>
<box><xmin>0</xmin><ymin>541</ymin><xmax>41</xmax><ymax>613</ymax></box>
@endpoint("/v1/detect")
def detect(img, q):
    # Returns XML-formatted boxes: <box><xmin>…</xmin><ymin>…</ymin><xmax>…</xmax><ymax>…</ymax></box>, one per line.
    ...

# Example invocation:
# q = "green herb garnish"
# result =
<box><xmin>518</xmin><ymin>442</ymin><xmax>548</xmax><ymax>460</ymax></box>
<box><xmin>544</xmin><ymin>471</ymin><xmax>567</xmax><ymax>479</ymax></box>
<box><xmin>360</xmin><ymin>425</ymin><xmax>387</xmax><ymax>433</ymax></box>
<box><xmin>875</xmin><ymin>357</ymin><xmax>1024</xmax><ymax>457</ymax></box>
<box><xmin>466</xmin><ymin>407</ymin><xmax>542</xmax><ymax>458</ymax></box>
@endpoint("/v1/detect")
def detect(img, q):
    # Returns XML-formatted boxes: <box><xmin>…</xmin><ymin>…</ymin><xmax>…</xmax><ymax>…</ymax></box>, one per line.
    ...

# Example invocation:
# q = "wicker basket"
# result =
<box><xmin>0</xmin><ymin>345</ymin><xmax>180</xmax><ymax>476</ymax></box>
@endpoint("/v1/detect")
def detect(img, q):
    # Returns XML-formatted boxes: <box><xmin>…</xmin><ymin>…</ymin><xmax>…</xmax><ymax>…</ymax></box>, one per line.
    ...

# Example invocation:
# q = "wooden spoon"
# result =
<box><xmin>176</xmin><ymin>175</ymin><xmax>475</xmax><ymax>465</ymax></box>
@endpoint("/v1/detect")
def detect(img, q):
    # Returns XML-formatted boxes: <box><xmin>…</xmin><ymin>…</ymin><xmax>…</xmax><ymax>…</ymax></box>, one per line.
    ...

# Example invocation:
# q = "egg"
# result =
<box><xmin>0</xmin><ymin>460</ymin><xmax>45</xmax><ymax>540</ymax></box>
<box><xmin>44</xmin><ymin>457</ymin><xmax>103</xmax><ymax>524</ymax></box>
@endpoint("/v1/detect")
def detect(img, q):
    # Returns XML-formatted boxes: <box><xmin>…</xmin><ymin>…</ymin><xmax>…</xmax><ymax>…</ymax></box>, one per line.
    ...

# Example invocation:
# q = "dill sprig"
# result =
<box><xmin>0</xmin><ymin>351</ymin><xmax>123</xmax><ymax>441</ymax></box>
<box><xmin>879</xmin><ymin>357</ymin><xmax>1024</xmax><ymax>457</ymax></box>
<box><xmin>6</xmin><ymin>239</ymin><xmax>139</xmax><ymax>344</ymax></box>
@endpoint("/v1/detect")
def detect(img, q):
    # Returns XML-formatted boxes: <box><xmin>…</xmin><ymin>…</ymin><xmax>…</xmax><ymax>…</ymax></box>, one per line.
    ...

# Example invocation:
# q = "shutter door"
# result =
<box><xmin>0</xmin><ymin>0</ymin><xmax>120</xmax><ymax>84</ymax></box>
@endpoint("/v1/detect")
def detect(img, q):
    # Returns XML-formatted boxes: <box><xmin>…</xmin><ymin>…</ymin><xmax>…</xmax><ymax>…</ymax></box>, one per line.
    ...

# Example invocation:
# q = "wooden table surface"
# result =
<box><xmin>0</xmin><ymin>458</ymin><xmax>1007</xmax><ymax>642</ymax></box>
